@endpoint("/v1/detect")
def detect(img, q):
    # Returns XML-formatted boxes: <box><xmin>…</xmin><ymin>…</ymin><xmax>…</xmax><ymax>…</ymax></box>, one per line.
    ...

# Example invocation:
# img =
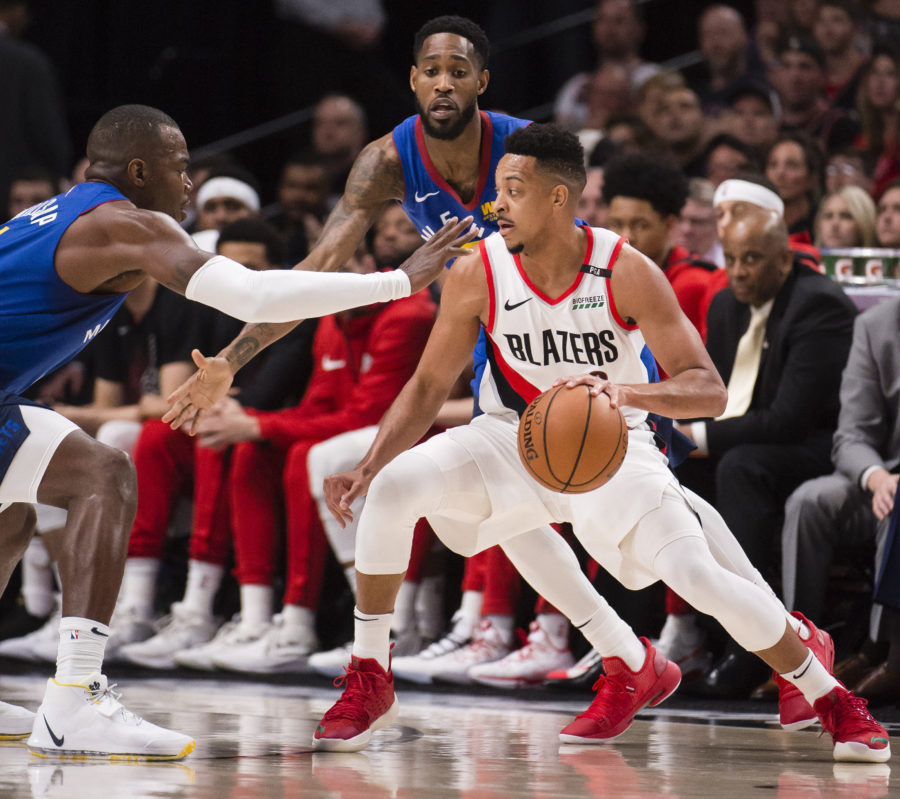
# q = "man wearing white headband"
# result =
<box><xmin>673</xmin><ymin>176</ymin><xmax>857</xmax><ymax>705</ymax></box>
<box><xmin>192</xmin><ymin>174</ymin><xmax>262</xmax><ymax>252</ymax></box>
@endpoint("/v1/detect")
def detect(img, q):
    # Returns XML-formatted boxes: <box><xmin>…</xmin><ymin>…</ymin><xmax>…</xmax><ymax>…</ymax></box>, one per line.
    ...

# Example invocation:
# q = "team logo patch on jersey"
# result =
<box><xmin>571</xmin><ymin>295</ymin><xmax>606</xmax><ymax>311</ymax></box>
<box><xmin>480</xmin><ymin>200</ymin><xmax>497</xmax><ymax>223</ymax></box>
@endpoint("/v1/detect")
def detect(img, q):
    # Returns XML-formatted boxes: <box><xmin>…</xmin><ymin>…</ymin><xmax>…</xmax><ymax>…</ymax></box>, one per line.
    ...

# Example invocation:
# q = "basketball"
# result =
<box><xmin>517</xmin><ymin>384</ymin><xmax>628</xmax><ymax>494</ymax></box>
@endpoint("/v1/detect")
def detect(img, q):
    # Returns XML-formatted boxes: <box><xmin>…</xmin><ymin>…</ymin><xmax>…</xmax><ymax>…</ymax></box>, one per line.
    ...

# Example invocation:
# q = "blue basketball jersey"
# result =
<box><xmin>392</xmin><ymin>110</ymin><xmax>529</xmax><ymax>241</ymax></box>
<box><xmin>0</xmin><ymin>182</ymin><xmax>130</xmax><ymax>394</ymax></box>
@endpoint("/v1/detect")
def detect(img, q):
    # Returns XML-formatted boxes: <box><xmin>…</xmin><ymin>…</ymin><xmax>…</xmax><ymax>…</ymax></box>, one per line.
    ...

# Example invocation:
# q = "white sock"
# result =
<box><xmin>456</xmin><ymin>590</ymin><xmax>483</xmax><ymax>637</ymax></box>
<box><xmin>56</xmin><ymin>617</ymin><xmax>108</xmax><ymax>682</ymax></box>
<box><xmin>392</xmin><ymin>580</ymin><xmax>417</xmax><ymax>635</ymax></box>
<box><xmin>352</xmin><ymin>607</ymin><xmax>392</xmax><ymax>670</ymax></box>
<box><xmin>415</xmin><ymin>574</ymin><xmax>445</xmax><ymax>641</ymax></box>
<box><xmin>118</xmin><ymin>558</ymin><xmax>160</xmax><ymax>621</ymax></box>
<box><xmin>343</xmin><ymin>566</ymin><xmax>357</xmax><ymax>595</ymax></box>
<box><xmin>282</xmin><ymin>604</ymin><xmax>315</xmax><ymax>635</ymax></box>
<box><xmin>576</xmin><ymin>608</ymin><xmax>645</xmax><ymax>671</ymax></box>
<box><xmin>21</xmin><ymin>537</ymin><xmax>55</xmax><ymax>617</ymax></box>
<box><xmin>484</xmin><ymin>614</ymin><xmax>514</xmax><ymax>646</ymax></box>
<box><xmin>780</xmin><ymin>650</ymin><xmax>839</xmax><ymax>705</ymax></box>
<box><xmin>239</xmin><ymin>584</ymin><xmax>273</xmax><ymax>628</ymax></box>
<box><xmin>181</xmin><ymin>560</ymin><xmax>224</xmax><ymax>618</ymax></box>
<box><xmin>536</xmin><ymin>612</ymin><xmax>569</xmax><ymax>649</ymax></box>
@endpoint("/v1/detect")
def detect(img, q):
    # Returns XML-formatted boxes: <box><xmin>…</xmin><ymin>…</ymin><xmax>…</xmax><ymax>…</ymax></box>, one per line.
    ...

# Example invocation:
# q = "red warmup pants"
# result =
<box><xmin>230</xmin><ymin>438</ymin><xmax>440</xmax><ymax>610</ymax></box>
<box><xmin>128</xmin><ymin>420</ymin><xmax>232</xmax><ymax>567</ymax></box>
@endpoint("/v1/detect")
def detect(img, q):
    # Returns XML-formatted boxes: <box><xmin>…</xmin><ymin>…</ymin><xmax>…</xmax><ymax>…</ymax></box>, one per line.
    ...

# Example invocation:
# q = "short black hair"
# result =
<box><xmin>703</xmin><ymin>132</ymin><xmax>763</xmax><ymax>172</ymax></box>
<box><xmin>601</xmin><ymin>152</ymin><xmax>688</xmax><ymax>218</ymax></box>
<box><xmin>413</xmin><ymin>15</ymin><xmax>489</xmax><ymax>69</ymax></box>
<box><xmin>818</xmin><ymin>0</ymin><xmax>863</xmax><ymax>23</ymax></box>
<box><xmin>283</xmin><ymin>148</ymin><xmax>330</xmax><ymax>171</ymax></box>
<box><xmin>11</xmin><ymin>165</ymin><xmax>58</xmax><ymax>187</ymax></box>
<box><xmin>587</xmin><ymin>137</ymin><xmax>622</xmax><ymax>168</ymax></box>
<box><xmin>503</xmin><ymin>123</ymin><xmax>586</xmax><ymax>187</ymax></box>
<box><xmin>217</xmin><ymin>218</ymin><xmax>286</xmax><ymax>267</ymax></box>
<box><xmin>86</xmin><ymin>105</ymin><xmax>180</xmax><ymax>164</ymax></box>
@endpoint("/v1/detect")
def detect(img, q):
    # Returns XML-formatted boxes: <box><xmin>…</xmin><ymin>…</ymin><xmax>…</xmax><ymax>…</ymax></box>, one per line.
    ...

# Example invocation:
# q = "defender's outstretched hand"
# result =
<box><xmin>401</xmin><ymin>215</ymin><xmax>477</xmax><ymax>292</ymax></box>
<box><xmin>163</xmin><ymin>349</ymin><xmax>234</xmax><ymax>433</ymax></box>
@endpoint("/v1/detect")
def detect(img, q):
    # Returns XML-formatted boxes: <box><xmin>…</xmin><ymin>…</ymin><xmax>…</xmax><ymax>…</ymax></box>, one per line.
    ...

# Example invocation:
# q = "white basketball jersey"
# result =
<box><xmin>476</xmin><ymin>226</ymin><xmax>654</xmax><ymax>428</ymax></box>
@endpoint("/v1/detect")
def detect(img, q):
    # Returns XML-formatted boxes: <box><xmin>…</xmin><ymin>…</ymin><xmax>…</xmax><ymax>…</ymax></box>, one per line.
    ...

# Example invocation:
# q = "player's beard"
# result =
<box><xmin>415</xmin><ymin>96</ymin><xmax>478</xmax><ymax>141</ymax></box>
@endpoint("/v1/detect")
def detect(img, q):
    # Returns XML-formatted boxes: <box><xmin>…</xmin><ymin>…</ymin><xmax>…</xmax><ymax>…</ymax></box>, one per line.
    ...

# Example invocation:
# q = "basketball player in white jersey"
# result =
<box><xmin>311</xmin><ymin>123</ymin><xmax>890</xmax><ymax>763</ymax></box>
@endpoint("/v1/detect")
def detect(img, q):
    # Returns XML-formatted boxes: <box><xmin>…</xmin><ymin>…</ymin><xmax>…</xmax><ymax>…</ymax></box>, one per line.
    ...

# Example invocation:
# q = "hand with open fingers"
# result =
<box><xmin>324</xmin><ymin>468</ymin><xmax>370</xmax><ymax>527</ymax></box>
<box><xmin>162</xmin><ymin>349</ymin><xmax>234</xmax><ymax>433</ymax></box>
<box><xmin>400</xmin><ymin>215</ymin><xmax>478</xmax><ymax>293</ymax></box>
<box><xmin>551</xmin><ymin>372</ymin><xmax>623</xmax><ymax>408</ymax></box>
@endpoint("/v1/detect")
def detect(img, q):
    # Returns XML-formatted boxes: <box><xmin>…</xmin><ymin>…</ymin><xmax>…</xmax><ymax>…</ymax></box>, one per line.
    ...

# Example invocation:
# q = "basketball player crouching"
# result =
<box><xmin>312</xmin><ymin>123</ymin><xmax>890</xmax><ymax>763</ymax></box>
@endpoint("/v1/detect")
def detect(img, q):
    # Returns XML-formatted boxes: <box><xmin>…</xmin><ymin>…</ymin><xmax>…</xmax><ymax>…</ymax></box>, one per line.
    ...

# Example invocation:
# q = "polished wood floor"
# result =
<box><xmin>2</xmin><ymin>670</ymin><xmax>898</xmax><ymax>798</ymax></box>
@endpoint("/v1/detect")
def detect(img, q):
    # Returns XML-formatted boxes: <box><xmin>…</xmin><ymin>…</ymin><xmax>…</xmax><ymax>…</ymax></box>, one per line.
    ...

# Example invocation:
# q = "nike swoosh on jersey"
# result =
<box><xmin>322</xmin><ymin>356</ymin><xmax>347</xmax><ymax>371</ymax></box>
<box><xmin>503</xmin><ymin>298</ymin><xmax>533</xmax><ymax>311</ymax></box>
<box><xmin>414</xmin><ymin>190</ymin><xmax>440</xmax><ymax>202</ymax></box>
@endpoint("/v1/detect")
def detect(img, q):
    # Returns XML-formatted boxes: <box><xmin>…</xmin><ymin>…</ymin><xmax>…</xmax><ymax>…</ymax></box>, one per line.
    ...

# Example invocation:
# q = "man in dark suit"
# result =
<box><xmin>676</xmin><ymin>209</ymin><xmax>858</xmax><ymax>696</ymax></box>
<box><xmin>782</xmin><ymin>298</ymin><xmax>900</xmax><ymax>702</ymax></box>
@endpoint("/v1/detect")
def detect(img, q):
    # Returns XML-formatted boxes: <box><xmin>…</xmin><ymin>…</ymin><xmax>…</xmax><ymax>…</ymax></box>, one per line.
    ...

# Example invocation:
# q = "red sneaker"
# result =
<box><xmin>559</xmin><ymin>637</ymin><xmax>681</xmax><ymax>743</ymax></box>
<box><xmin>814</xmin><ymin>686</ymin><xmax>891</xmax><ymax>762</ymax></box>
<box><xmin>775</xmin><ymin>612</ymin><xmax>835</xmax><ymax>731</ymax></box>
<box><xmin>312</xmin><ymin>655</ymin><xmax>399</xmax><ymax>752</ymax></box>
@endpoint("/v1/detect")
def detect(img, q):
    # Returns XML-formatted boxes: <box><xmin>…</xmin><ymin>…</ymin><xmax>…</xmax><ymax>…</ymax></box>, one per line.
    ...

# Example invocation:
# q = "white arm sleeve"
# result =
<box><xmin>184</xmin><ymin>256</ymin><xmax>411</xmax><ymax>322</ymax></box>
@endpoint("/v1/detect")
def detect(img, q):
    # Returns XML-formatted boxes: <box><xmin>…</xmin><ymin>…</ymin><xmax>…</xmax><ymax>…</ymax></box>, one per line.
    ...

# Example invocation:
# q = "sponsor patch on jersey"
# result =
<box><xmin>571</xmin><ymin>295</ymin><xmax>607</xmax><ymax>311</ymax></box>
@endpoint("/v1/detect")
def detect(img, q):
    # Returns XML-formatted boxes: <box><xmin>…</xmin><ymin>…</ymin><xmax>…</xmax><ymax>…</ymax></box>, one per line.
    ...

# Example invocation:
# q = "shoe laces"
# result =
<box><xmin>419</xmin><ymin>632</ymin><xmax>467</xmax><ymax>659</ymax></box>
<box><xmin>820</xmin><ymin>692</ymin><xmax>882</xmax><ymax>739</ymax></box>
<box><xmin>580</xmin><ymin>675</ymin><xmax>633</xmax><ymax>720</ymax></box>
<box><xmin>322</xmin><ymin>666</ymin><xmax>378</xmax><ymax>726</ymax></box>
<box><xmin>86</xmin><ymin>679</ymin><xmax>139</xmax><ymax>723</ymax></box>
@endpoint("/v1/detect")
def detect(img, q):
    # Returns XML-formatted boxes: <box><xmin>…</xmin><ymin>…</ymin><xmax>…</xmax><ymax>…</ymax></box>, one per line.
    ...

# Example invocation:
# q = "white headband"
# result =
<box><xmin>713</xmin><ymin>179</ymin><xmax>784</xmax><ymax>216</ymax></box>
<box><xmin>196</xmin><ymin>177</ymin><xmax>260</xmax><ymax>212</ymax></box>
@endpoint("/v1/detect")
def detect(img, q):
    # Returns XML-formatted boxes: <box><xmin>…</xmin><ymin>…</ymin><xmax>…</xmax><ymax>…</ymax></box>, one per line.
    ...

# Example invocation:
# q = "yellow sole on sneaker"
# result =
<box><xmin>28</xmin><ymin>738</ymin><xmax>196</xmax><ymax>761</ymax></box>
<box><xmin>0</xmin><ymin>731</ymin><xmax>30</xmax><ymax>741</ymax></box>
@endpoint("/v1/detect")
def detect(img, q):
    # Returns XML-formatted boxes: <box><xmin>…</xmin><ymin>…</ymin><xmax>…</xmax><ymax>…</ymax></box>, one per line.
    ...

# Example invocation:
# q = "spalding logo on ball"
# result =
<box><xmin>517</xmin><ymin>384</ymin><xmax>628</xmax><ymax>493</ymax></box>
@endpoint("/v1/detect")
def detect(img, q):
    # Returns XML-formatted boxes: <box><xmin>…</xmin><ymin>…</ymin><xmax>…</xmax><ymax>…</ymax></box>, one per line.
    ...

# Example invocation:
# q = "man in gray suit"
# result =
<box><xmin>782</xmin><ymin>297</ymin><xmax>900</xmax><ymax>698</ymax></box>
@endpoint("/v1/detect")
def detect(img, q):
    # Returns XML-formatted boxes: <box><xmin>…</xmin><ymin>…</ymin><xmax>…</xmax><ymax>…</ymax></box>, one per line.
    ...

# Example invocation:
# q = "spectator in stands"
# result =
<box><xmin>673</xmin><ymin>178</ymin><xmax>724</xmax><ymax>268</ymax></box>
<box><xmin>773</xmin><ymin>33</ymin><xmax>861</xmax><ymax>151</ymax></box>
<box><xmin>876</xmin><ymin>179</ymin><xmax>900</xmax><ymax>246</ymax></box>
<box><xmin>603</xmin><ymin>112</ymin><xmax>656</xmax><ymax>154</ymax></box>
<box><xmin>780</xmin><ymin>297</ymin><xmax>899</xmax><ymax>705</ymax></box>
<box><xmin>189</xmin><ymin>237</ymin><xmax>437</xmax><ymax>674</ymax></box>
<box><xmin>856</xmin><ymin>44</ymin><xmax>900</xmax><ymax>199</ymax></box>
<box><xmin>675</xmin><ymin>198</ymin><xmax>857</xmax><ymax>698</ymax></box>
<box><xmin>0</xmin><ymin>0</ymin><xmax>71</xmax><ymax>213</ymax></box>
<box><xmin>114</xmin><ymin>219</ymin><xmax>317</xmax><ymax>670</ymax></box>
<box><xmin>270</xmin><ymin>151</ymin><xmax>332</xmax><ymax>265</ymax></box>
<box><xmin>812</xmin><ymin>0</ymin><xmax>868</xmax><ymax>110</ymax></box>
<box><xmin>765</xmin><ymin>131</ymin><xmax>824</xmax><ymax>237</ymax></box>
<box><xmin>723</xmin><ymin>81</ymin><xmax>781</xmax><ymax>152</ymax></box>
<box><xmin>311</xmin><ymin>93</ymin><xmax>368</xmax><ymax>203</ymax></box>
<box><xmin>554</xmin><ymin>0</ymin><xmax>658</xmax><ymax>131</ymax></box>
<box><xmin>825</xmin><ymin>148</ymin><xmax>874</xmax><ymax>195</ymax></box>
<box><xmin>814</xmin><ymin>185</ymin><xmax>878</xmax><ymax>248</ymax></box>
<box><xmin>649</xmin><ymin>85</ymin><xmax>710</xmax><ymax>176</ymax></box>
<box><xmin>576</xmin><ymin>166</ymin><xmax>609</xmax><ymax>229</ymax></box>
<box><xmin>6</xmin><ymin>166</ymin><xmax>56</xmax><ymax>218</ymax></box>
<box><xmin>703</xmin><ymin>132</ymin><xmax>763</xmax><ymax>187</ymax></box>
<box><xmin>190</xmin><ymin>168</ymin><xmax>261</xmax><ymax>252</ymax></box>
<box><xmin>691</xmin><ymin>5</ymin><xmax>765</xmax><ymax>116</ymax></box>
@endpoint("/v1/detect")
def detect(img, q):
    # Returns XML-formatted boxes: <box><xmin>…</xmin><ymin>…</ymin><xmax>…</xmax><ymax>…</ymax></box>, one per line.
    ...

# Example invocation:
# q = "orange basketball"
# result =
<box><xmin>517</xmin><ymin>384</ymin><xmax>628</xmax><ymax>494</ymax></box>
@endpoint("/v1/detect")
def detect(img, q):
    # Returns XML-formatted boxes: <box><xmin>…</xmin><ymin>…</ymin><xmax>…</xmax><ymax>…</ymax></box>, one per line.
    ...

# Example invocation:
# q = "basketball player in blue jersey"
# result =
<box><xmin>165</xmin><ymin>15</ymin><xmax>527</xmax><ymax>426</ymax></box>
<box><xmin>310</xmin><ymin>124</ymin><xmax>890</xmax><ymax>763</ymax></box>
<box><xmin>0</xmin><ymin>103</ymin><xmax>470</xmax><ymax>760</ymax></box>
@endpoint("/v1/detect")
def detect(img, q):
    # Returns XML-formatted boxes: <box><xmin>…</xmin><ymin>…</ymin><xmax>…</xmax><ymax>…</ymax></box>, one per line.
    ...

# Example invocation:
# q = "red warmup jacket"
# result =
<box><xmin>663</xmin><ymin>246</ymin><xmax>718</xmax><ymax>334</ymax></box>
<box><xmin>247</xmin><ymin>286</ymin><xmax>436</xmax><ymax>448</ymax></box>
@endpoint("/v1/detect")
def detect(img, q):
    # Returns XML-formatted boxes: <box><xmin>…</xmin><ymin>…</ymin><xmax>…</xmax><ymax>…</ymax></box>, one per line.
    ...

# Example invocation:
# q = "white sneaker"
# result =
<box><xmin>0</xmin><ymin>699</ymin><xmax>35</xmax><ymax>739</ymax></box>
<box><xmin>27</xmin><ymin>672</ymin><xmax>195</xmax><ymax>760</ymax></box>
<box><xmin>391</xmin><ymin>629</ymin><xmax>471</xmax><ymax>685</ymax></box>
<box><xmin>416</xmin><ymin>619</ymin><xmax>511</xmax><ymax>686</ymax></box>
<box><xmin>213</xmin><ymin>615</ymin><xmax>318</xmax><ymax>673</ymax></box>
<box><xmin>0</xmin><ymin>604</ymin><xmax>60</xmax><ymax>662</ymax></box>
<box><xmin>174</xmin><ymin>617</ymin><xmax>271</xmax><ymax>671</ymax></box>
<box><xmin>308</xmin><ymin>643</ymin><xmax>353</xmax><ymax>679</ymax></box>
<box><xmin>106</xmin><ymin>605</ymin><xmax>157</xmax><ymax>662</ymax></box>
<box><xmin>117</xmin><ymin>603</ymin><xmax>219</xmax><ymax>669</ymax></box>
<box><xmin>654</xmin><ymin>614</ymin><xmax>713</xmax><ymax>680</ymax></box>
<box><xmin>469</xmin><ymin>620</ymin><xmax>575</xmax><ymax>688</ymax></box>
